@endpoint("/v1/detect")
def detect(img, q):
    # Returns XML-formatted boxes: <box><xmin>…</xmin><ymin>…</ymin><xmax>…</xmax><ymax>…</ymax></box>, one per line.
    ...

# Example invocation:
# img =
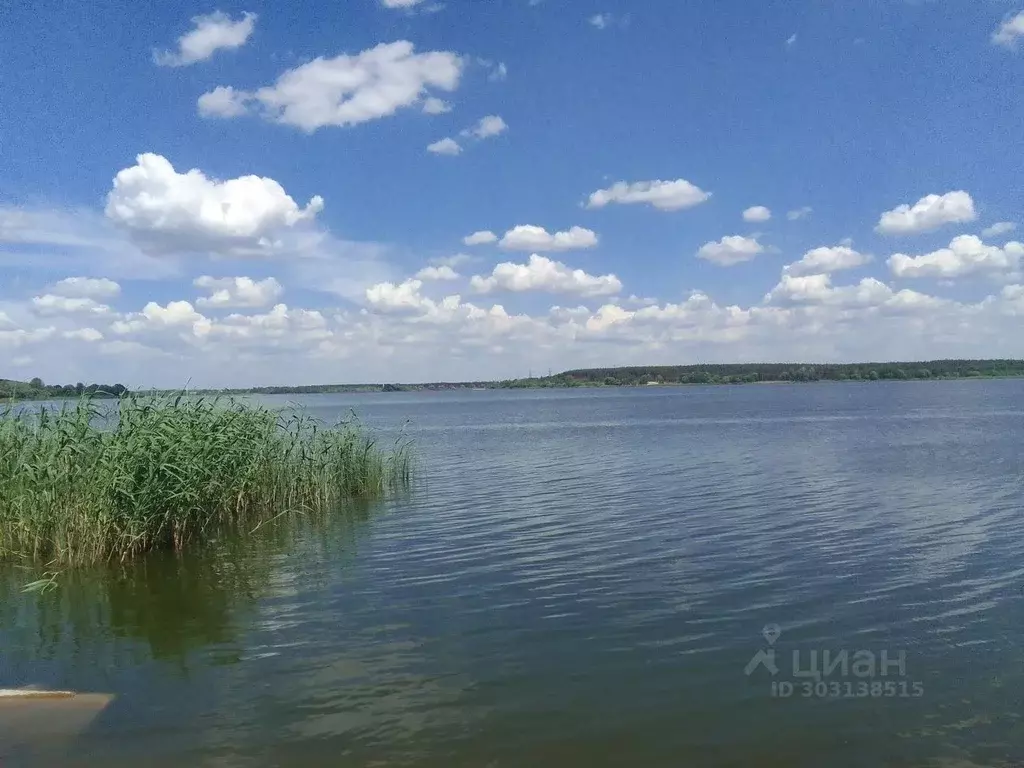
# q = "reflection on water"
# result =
<box><xmin>3</xmin><ymin>380</ymin><xmax>1024</xmax><ymax>767</ymax></box>
<box><xmin>2</xmin><ymin>504</ymin><xmax>376</xmax><ymax>672</ymax></box>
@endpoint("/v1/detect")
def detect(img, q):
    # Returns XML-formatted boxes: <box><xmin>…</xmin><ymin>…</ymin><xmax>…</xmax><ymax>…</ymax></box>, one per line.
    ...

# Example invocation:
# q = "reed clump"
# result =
<box><xmin>0</xmin><ymin>395</ymin><xmax>411</xmax><ymax>566</ymax></box>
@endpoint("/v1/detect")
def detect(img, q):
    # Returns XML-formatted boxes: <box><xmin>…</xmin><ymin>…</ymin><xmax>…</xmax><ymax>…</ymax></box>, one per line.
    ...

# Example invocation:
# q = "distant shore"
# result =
<box><xmin>157</xmin><ymin>359</ymin><xmax>1024</xmax><ymax>396</ymax></box>
<box><xmin>209</xmin><ymin>373</ymin><xmax>1023</xmax><ymax>396</ymax></box>
<box><xmin>7</xmin><ymin>360</ymin><xmax>1024</xmax><ymax>401</ymax></box>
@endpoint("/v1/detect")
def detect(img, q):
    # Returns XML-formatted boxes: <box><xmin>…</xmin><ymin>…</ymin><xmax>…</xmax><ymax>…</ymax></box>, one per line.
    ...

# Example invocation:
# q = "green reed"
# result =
<box><xmin>0</xmin><ymin>394</ymin><xmax>411</xmax><ymax>566</ymax></box>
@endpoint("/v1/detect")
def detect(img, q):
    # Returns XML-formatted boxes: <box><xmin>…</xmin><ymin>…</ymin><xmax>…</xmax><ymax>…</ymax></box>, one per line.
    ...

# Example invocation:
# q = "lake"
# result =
<box><xmin>3</xmin><ymin>380</ymin><xmax>1024</xmax><ymax>767</ymax></box>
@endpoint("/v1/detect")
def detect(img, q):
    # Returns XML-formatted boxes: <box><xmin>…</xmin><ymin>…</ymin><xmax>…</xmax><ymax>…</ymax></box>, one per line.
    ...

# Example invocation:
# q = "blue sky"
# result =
<box><xmin>1</xmin><ymin>0</ymin><xmax>1023</xmax><ymax>387</ymax></box>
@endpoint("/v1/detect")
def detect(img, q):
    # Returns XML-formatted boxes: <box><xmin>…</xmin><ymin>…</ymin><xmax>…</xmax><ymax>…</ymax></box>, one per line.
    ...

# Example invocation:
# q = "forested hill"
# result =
<box><xmin>0</xmin><ymin>378</ymin><xmax>128</xmax><ymax>400</ymax></box>
<box><xmin>504</xmin><ymin>359</ymin><xmax>1024</xmax><ymax>388</ymax></box>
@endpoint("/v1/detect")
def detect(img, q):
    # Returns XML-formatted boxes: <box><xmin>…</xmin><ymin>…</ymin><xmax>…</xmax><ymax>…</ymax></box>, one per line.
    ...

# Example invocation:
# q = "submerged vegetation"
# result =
<box><xmin>0</xmin><ymin>395</ymin><xmax>411</xmax><ymax>567</ymax></box>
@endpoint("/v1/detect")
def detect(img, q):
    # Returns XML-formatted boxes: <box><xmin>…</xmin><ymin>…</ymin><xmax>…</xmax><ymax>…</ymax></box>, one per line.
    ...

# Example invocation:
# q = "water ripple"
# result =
<box><xmin>6</xmin><ymin>381</ymin><xmax>1024</xmax><ymax>767</ymax></box>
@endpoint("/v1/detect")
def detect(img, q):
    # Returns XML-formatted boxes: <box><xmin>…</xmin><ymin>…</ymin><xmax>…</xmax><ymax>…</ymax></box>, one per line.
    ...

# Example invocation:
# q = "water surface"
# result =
<box><xmin>4</xmin><ymin>380</ymin><xmax>1024</xmax><ymax>767</ymax></box>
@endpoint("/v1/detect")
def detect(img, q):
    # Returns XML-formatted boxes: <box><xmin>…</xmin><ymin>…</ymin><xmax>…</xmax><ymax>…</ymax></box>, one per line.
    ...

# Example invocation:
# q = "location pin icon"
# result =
<box><xmin>762</xmin><ymin>623</ymin><xmax>781</xmax><ymax>646</ymax></box>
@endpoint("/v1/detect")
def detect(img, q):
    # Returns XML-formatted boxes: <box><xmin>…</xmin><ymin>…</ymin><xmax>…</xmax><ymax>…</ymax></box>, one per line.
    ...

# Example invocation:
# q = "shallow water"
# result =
<box><xmin>3</xmin><ymin>380</ymin><xmax>1024</xmax><ymax>767</ymax></box>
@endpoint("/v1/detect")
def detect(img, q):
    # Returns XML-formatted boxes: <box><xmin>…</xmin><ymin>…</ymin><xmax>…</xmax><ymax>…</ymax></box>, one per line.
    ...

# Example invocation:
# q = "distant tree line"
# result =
<box><xmin>104</xmin><ymin>358</ymin><xmax>1024</xmax><ymax>398</ymax></box>
<box><xmin>0</xmin><ymin>377</ymin><xmax>129</xmax><ymax>400</ymax></box>
<box><xmin>504</xmin><ymin>360</ymin><xmax>1024</xmax><ymax>387</ymax></box>
<box><xmin>499</xmin><ymin>374</ymin><xmax>585</xmax><ymax>389</ymax></box>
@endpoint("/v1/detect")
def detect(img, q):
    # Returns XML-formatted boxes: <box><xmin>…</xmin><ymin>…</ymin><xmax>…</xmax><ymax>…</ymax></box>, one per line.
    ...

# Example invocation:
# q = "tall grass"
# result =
<box><xmin>0</xmin><ymin>394</ymin><xmax>411</xmax><ymax>566</ymax></box>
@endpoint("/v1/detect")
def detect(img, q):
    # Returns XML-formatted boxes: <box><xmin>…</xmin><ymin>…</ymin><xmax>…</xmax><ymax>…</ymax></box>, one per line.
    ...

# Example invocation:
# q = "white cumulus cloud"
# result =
<box><xmin>14</xmin><ymin>276</ymin><xmax>1024</xmax><ymax>385</ymax></box>
<box><xmin>586</xmin><ymin>179</ymin><xmax>711</xmax><ymax>211</ymax></box>
<box><xmin>365</xmin><ymin>279</ymin><xmax>434</xmax><ymax>314</ymax></box>
<box><xmin>63</xmin><ymin>328</ymin><xmax>104</xmax><ymax>342</ymax></box>
<box><xmin>194</xmin><ymin>276</ymin><xmax>284</xmax><ymax>308</ymax></box>
<box><xmin>470</xmin><ymin>254</ymin><xmax>621</xmax><ymax>297</ymax></box>
<box><xmin>422</xmin><ymin>97</ymin><xmax>452</xmax><ymax>114</ymax></box>
<box><xmin>112</xmin><ymin>301</ymin><xmax>208</xmax><ymax>335</ymax></box>
<box><xmin>381</xmin><ymin>0</ymin><xmax>428</xmax><ymax>7</ymax></box>
<box><xmin>141</xmin><ymin>301</ymin><xmax>206</xmax><ymax>326</ymax></box>
<box><xmin>982</xmin><ymin>221</ymin><xmax>1017</xmax><ymax>238</ymax></box>
<box><xmin>697</xmin><ymin>235</ymin><xmax>764</xmax><ymax>266</ymax></box>
<box><xmin>0</xmin><ymin>328</ymin><xmax>56</xmax><ymax>349</ymax></box>
<box><xmin>31</xmin><ymin>295</ymin><xmax>112</xmax><ymax>316</ymax></box>
<box><xmin>765</xmin><ymin>274</ymin><xmax>939</xmax><ymax>311</ymax></box>
<box><xmin>461</xmin><ymin>115</ymin><xmax>507</xmax><ymax>139</ymax></box>
<box><xmin>154</xmin><ymin>11</ymin><xmax>257</xmax><ymax>67</ymax></box>
<box><xmin>463</xmin><ymin>230</ymin><xmax>497</xmax><ymax>246</ymax></box>
<box><xmin>992</xmin><ymin>11</ymin><xmax>1024</xmax><ymax>49</ymax></box>
<box><xmin>198</xmin><ymin>41</ymin><xmax>463</xmax><ymax>132</ymax></box>
<box><xmin>202</xmin><ymin>304</ymin><xmax>330</xmax><ymax>346</ymax></box>
<box><xmin>887</xmin><ymin>235</ymin><xmax>1024</xmax><ymax>279</ymax></box>
<box><xmin>783</xmin><ymin>246</ymin><xmax>872</xmax><ymax>277</ymax></box>
<box><xmin>499</xmin><ymin>225</ymin><xmax>598</xmax><ymax>252</ymax></box>
<box><xmin>1001</xmin><ymin>284</ymin><xmax>1024</xmax><ymax>313</ymax></box>
<box><xmin>49</xmin><ymin>277</ymin><xmax>121</xmax><ymax>299</ymax></box>
<box><xmin>771</xmin><ymin>274</ymin><xmax>845</xmax><ymax>305</ymax></box>
<box><xmin>427</xmin><ymin>137</ymin><xmax>462</xmax><ymax>155</ymax></box>
<box><xmin>787</xmin><ymin>206</ymin><xmax>813</xmax><ymax>221</ymax></box>
<box><xmin>743</xmin><ymin>206</ymin><xmax>772</xmax><ymax>223</ymax></box>
<box><xmin>104</xmin><ymin>153</ymin><xmax>323</xmax><ymax>256</ymax></box>
<box><xmin>430</xmin><ymin>115</ymin><xmax>507</xmax><ymax>155</ymax></box>
<box><xmin>198</xmin><ymin>86</ymin><xmax>250</xmax><ymax>118</ymax></box>
<box><xmin>876</xmin><ymin>191</ymin><xmax>976</xmax><ymax>235</ymax></box>
<box><xmin>415</xmin><ymin>265</ymin><xmax>460</xmax><ymax>280</ymax></box>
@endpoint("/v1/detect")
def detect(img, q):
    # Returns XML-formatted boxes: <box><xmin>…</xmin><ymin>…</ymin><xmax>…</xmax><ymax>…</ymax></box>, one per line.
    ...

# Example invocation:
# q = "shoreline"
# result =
<box><xmin>165</xmin><ymin>372</ymin><xmax>1024</xmax><ymax>396</ymax></box>
<box><xmin>7</xmin><ymin>362</ymin><xmax>1024</xmax><ymax>401</ymax></box>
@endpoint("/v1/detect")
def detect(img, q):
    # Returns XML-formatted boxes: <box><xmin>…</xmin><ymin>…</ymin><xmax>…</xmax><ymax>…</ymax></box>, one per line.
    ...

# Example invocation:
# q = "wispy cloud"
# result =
<box><xmin>588</xmin><ymin>13</ymin><xmax>629</xmax><ymax>30</ymax></box>
<box><xmin>154</xmin><ymin>11</ymin><xmax>257</xmax><ymax>67</ymax></box>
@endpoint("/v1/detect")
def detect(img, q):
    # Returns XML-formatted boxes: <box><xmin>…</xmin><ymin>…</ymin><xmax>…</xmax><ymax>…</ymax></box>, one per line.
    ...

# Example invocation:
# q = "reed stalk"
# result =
<box><xmin>0</xmin><ymin>394</ymin><xmax>411</xmax><ymax>566</ymax></box>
